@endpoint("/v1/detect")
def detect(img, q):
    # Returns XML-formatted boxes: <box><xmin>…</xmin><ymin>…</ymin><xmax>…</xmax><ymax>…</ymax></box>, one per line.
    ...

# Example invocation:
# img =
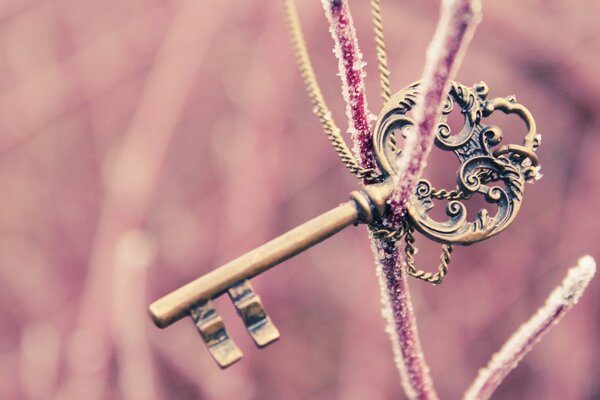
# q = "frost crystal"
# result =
<box><xmin>464</xmin><ymin>256</ymin><xmax>596</xmax><ymax>400</ymax></box>
<box><xmin>321</xmin><ymin>0</ymin><xmax>377</xmax><ymax>174</ymax></box>
<box><xmin>387</xmin><ymin>0</ymin><xmax>481</xmax><ymax>227</ymax></box>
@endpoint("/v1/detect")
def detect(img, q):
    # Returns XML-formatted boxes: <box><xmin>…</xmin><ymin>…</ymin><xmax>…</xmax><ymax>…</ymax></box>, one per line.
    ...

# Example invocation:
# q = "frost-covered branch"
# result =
<box><xmin>388</xmin><ymin>0</ymin><xmax>481</xmax><ymax>226</ymax></box>
<box><xmin>323</xmin><ymin>0</ymin><xmax>481</xmax><ymax>398</ymax></box>
<box><xmin>322</xmin><ymin>0</ymin><xmax>433</xmax><ymax>397</ymax></box>
<box><xmin>464</xmin><ymin>255</ymin><xmax>596</xmax><ymax>400</ymax></box>
<box><xmin>373</xmin><ymin>240</ymin><xmax>437</xmax><ymax>399</ymax></box>
<box><xmin>373</xmin><ymin>0</ymin><xmax>482</xmax><ymax>394</ymax></box>
<box><xmin>321</xmin><ymin>0</ymin><xmax>377</xmax><ymax>173</ymax></box>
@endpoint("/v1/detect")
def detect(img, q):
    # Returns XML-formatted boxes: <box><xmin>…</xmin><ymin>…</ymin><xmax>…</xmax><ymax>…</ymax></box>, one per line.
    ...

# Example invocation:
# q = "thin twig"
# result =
<box><xmin>464</xmin><ymin>255</ymin><xmax>596</xmax><ymax>400</ymax></box>
<box><xmin>322</xmin><ymin>0</ymin><xmax>438</xmax><ymax>397</ymax></box>
<box><xmin>323</xmin><ymin>0</ymin><xmax>482</xmax><ymax>397</ymax></box>
<box><xmin>388</xmin><ymin>0</ymin><xmax>482</xmax><ymax>226</ymax></box>
<box><xmin>373</xmin><ymin>239</ymin><xmax>437</xmax><ymax>399</ymax></box>
<box><xmin>321</xmin><ymin>0</ymin><xmax>378</xmax><ymax>173</ymax></box>
<box><xmin>378</xmin><ymin>2</ymin><xmax>481</xmax><ymax>396</ymax></box>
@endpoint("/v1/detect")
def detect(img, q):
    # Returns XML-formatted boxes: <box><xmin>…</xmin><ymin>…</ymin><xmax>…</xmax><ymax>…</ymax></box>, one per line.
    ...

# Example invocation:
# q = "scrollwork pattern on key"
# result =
<box><xmin>372</xmin><ymin>81</ymin><xmax>541</xmax><ymax>245</ymax></box>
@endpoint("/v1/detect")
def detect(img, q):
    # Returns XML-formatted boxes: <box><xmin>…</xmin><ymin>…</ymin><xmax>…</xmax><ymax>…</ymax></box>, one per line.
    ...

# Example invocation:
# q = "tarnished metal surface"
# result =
<box><xmin>228</xmin><ymin>280</ymin><xmax>280</xmax><ymax>348</ymax></box>
<box><xmin>189</xmin><ymin>300</ymin><xmax>242</xmax><ymax>368</ymax></box>
<box><xmin>148</xmin><ymin>200</ymin><xmax>363</xmax><ymax>329</ymax></box>
<box><xmin>149</xmin><ymin>79</ymin><xmax>541</xmax><ymax>365</ymax></box>
<box><xmin>373</xmin><ymin>81</ymin><xmax>541</xmax><ymax>245</ymax></box>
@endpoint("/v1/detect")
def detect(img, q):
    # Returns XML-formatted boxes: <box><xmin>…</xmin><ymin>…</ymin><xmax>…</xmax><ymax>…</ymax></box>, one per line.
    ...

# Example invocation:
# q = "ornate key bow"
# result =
<box><xmin>378</xmin><ymin>81</ymin><xmax>540</xmax><ymax>243</ymax></box>
<box><xmin>149</xmin><ymin>81</ymin><xmax>541</xmax><ymax>368</ymax></box>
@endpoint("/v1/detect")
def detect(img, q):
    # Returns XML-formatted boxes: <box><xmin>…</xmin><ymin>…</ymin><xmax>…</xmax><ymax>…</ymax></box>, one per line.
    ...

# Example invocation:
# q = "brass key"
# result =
<box><xmin>149</xmin><ymin>181</ymin><xmax>393</xmax><ymax>322</ymax></box>
<box><xmin>150</xmin><ymin>182</ymin><xmax>392</xmax><ymax>328</ymax></box>
<box><xmin>148</xmin><ymin>181</ymin><xmax>393</xmax><ymax>367</ymax></box>
<box><xmin>148</xmin><ymin>80</ymin><xmax>540</xmax><ymax>368</ymax></box>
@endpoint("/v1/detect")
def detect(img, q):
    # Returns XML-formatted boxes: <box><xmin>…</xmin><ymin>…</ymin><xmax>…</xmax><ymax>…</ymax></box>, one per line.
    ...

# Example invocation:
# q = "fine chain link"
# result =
<box><xmin>370</xmin><ymin>0</ymin><xmax>392</xmax><ymax>103</ymax></box>
<box><xmin>284</xmin><ymin>0</ymin><xmax>454</xmax><ymax>284</ymax></box>
<box><xmin>283</xmin><ymin>0</ymin><xmax>379</xmax><ymax>182</ymax></box>
<box><xmin>430</xmin><ymin>187</ymin><xmax>471</xmax><ymax>200</ymax></box>
<box><xmin>368</xmin><ymin>0</ymin><xmax>456</xmax><ymax>284</ymax></box>
<box><xmin>404</xmin><ymin>220</ymin><xmax>453</xmax><ymax>285</ymax></box>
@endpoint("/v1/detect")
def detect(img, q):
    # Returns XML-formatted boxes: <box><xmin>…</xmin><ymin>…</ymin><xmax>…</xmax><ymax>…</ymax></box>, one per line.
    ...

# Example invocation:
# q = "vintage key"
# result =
<box><xmin>186</xmin><ymin>279</ymin><xmax>282</xmax><ymax>367</ymax></box>
<box><xmin>149</xmin><ymin>182</ymin><xmax>393</xmax><ymax>328</ymax></box>
<box><xmin>149</xmin><ymin>181</ymin><xmax>393</xmax><ymax>367</ymax></box>
<box><xmin>149</xmin><ymin>81</ymin><xmax>541</xmax><ymax>368</ymax></box>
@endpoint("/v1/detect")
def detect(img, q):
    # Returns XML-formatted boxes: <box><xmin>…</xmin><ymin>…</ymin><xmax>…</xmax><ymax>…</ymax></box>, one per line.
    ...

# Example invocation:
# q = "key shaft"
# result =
<box><xmin>149</xmin><ymin>182</ymin><xmax>393</xmax><ymax>328</ymax></box>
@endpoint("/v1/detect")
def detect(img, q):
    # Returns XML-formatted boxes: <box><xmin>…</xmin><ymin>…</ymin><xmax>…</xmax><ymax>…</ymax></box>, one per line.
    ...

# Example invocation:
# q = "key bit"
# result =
<box><xmin>149</xmin><ymin>79</ymin><xmax>542</xmax><ymax>368</ymax></box>
<box><xmin>228</xmin><ymin>280</ymin><xmax>280</xmax><ymax>347</ymax></box>
<box><xmin>148</xmin><ymin>180</ymin><xmax>394</xmax><ymax>329</ymax></box>
<box><xmin>190</xmin><ymin>300</ymin><xmax>242</xmax><ymax>368</ymax></box>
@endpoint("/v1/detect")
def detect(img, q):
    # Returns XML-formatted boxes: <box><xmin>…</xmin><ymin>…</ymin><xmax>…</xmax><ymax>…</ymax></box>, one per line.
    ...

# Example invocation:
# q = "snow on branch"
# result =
<box><xmin>388</xmin><ymin>0</ymin><xmax>481</xmax><ymax>226</ymax></box>
<box><xmin>321</xmin><ymin>0</ymin><xmax>378</xmax><ymax>172</ymax></box>
<box><xmin>464</xmin><ymin>256</ymin><xmax>596</xmax><ymax>400</ymax></box>
<box><xmin>323</xmin><ymin>0</ymin><xmax>481</xmax><ymax>398</ymax></box>
<box><xmin>323</xmin><ymin>0</ymin><xmax>484</xmax><ymax>398</ymax></box>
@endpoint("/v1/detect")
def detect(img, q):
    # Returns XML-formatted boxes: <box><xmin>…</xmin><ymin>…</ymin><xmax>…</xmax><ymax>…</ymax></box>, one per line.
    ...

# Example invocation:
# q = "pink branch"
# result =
<box><xmin>322</xmin><ymin>0</ymin><xmax>434</xmax><ymax>397</ymax></box>
<box><xmin>464</xmin><ymin>256</ymin><xmax>596</xmax><ymax>400</ymax></box>
<box><xmin>388</xmin><ymin>0</ymin><xmax>481</xmax><ymax>226</ymax></box>
<box><xmin>322</xmin><ymin>0</ymin><xmax>481</xmax><ymax>398</ymax></box>
<box><xmin>373</xmin><ymin>240</ymin><xmax>436</xmax><ymax>399</ymax></box>
<box><xmin>321</xmin><ymin>0</ymin><xmax>377</xmax><ymax>173</ymax></box>
<box><xmin>380</xmin><ymin>1</ymin><xmax>481</xmax><ymax>396</ymax></box>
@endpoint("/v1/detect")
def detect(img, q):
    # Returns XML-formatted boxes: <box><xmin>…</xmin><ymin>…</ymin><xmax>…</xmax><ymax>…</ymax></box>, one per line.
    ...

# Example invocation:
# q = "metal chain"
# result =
<box><xmin>368</xmin><ymin>0</ymin><xmax>456</xmax><ymax>283</ymax></box>
<box><xmin>404</xmin><ymin>221</ymin><xmax>453</xmax><ymax>285</ymax></box>
<box><xmin>283</xmin><ymin>0</ymin><xmax>379</xmax><ymax>182</ymax></box>
<box><xmin>284</xmin><ymin>0</ymin><xmax>456</xmax><ymax>283</ymax></box>
<box><xmin>430</xmin><ymin>187</ymin><xmax>471</xmax><ymax>200</ymax></box>
<box><xmin>370</xmin><ymin>0</ymin><xmax>392</xmax><ymax>103</ymax></box>
<box><xmin>370</xmin><ymin>224</ymin><xmax>404</xmax><ymax>243</ymax></box>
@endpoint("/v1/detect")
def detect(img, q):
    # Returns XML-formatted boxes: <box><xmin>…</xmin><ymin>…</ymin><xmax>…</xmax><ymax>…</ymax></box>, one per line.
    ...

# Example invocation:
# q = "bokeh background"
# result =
<box><xmin>0</xmin><ymin>0</ymin><xmax>599</xmax><ymax>399</ymax></box>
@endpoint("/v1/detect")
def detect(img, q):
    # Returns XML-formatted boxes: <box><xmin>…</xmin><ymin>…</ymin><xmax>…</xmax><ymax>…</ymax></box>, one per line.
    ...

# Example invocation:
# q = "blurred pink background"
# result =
<box><xmin>0</xmin><ymin>1</ymin><xmax>599</xmax><ymax>399</ymax></box>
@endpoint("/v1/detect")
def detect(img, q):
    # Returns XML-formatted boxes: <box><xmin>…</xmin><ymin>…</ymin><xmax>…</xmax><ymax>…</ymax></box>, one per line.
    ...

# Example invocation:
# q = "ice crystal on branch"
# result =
<box><xmin>323</xmin><ymin>0</ymin><xmax>480</xmax><ymax>397</ymax></box>
<box><xmin>464</xmin><ymin>256</ymin><xmax>596</xmax><ymax>400</ymax></box>
<box><xmin>373</xmin><ymin>239</ymin><xmax>436</xmax><ymax>399</ymax></box>
<box><xmin>322</xmin><ymin>1</ymin><xmax>592</xmax><ymax>399</ymax></box>
<box><xmin>322</xmin><ymin>0</ymin><xmax>378</xmax><ymax>173</ymax></box>
<box><xmin>388</xmin><ymin>0</ymin><xmax>481</xmax><ymax>226</ymax></box>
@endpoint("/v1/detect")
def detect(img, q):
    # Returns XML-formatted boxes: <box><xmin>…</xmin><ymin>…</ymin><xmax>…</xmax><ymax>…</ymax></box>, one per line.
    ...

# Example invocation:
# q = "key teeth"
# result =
<box><xmin>246</xmin><ymin>313</ymin><xmax>280</xmax><ymax>348</ymax></box>
<box><xmin>190</xmin><ymin>300</ymin><xmax>243</xmax><ymax>368</ymax></box>
<box><xmin>207</xmin><ymin>338</ymin><xmax>243</xmax><ymax>369</ymax></box>
<box><xmin>229</xmin><ymin>280</ymin><xmax>280</xmax><ymax>348</ymax></box>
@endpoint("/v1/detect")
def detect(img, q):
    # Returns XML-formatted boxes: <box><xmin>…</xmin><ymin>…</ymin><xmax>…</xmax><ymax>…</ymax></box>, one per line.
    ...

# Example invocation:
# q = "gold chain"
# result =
<box><xmin>404</xmin><ymin>221</ymin><xmax>453</xmax><ymax>285</ymax></box>
<box><xmin>370</xmin><ymin>0</ymin><xmax>392</xmax><ymax>103</ymax></box>
<box><xmin>283</xmin><ymin>0</ymin><xmax>379</xmax><ymax>182</ymax></box>
<box><xmin>283</xmin><ymin>0</ymin><xmax>454</xmax><ymax>284</ymax></box>
<box><xmin>430</xmin><ymin>187</ymin><xmax>471</xmax><ymax>200</ymax></box>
